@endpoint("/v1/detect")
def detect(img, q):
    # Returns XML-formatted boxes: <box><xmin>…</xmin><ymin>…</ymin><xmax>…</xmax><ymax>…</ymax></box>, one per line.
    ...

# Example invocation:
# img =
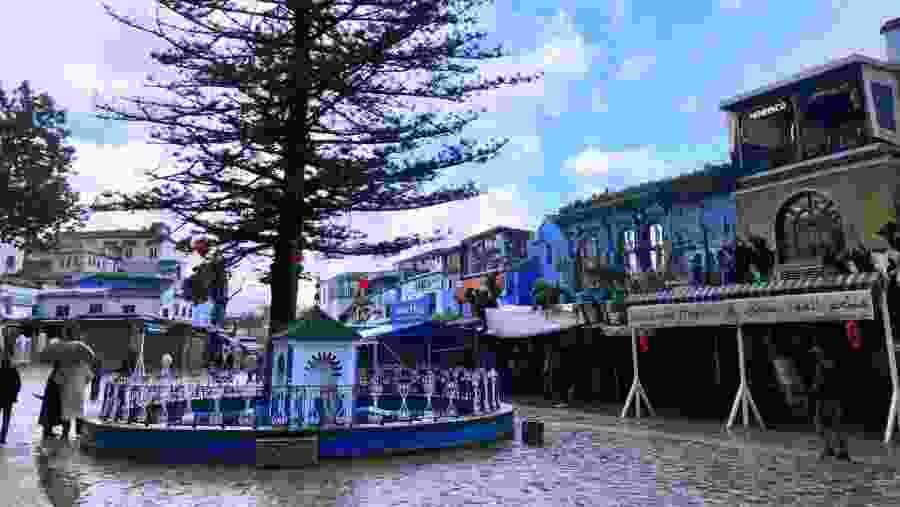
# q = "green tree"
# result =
<box><xmin>0</xmin><ymin>81</ymin><xmax>85</xmax><ymax>250</ymax></box>
<box><xmin>95</xmin><ymin>0</ymin><xmax>539</xmax><ymax>388</ymax></box>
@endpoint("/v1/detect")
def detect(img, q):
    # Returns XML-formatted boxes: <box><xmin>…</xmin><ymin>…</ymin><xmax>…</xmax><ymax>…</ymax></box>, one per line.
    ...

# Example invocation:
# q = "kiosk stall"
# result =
<box><xmin>622</xmin><ymin>272</ymin><xmax>900</xmax><ymax>444</ymax></box>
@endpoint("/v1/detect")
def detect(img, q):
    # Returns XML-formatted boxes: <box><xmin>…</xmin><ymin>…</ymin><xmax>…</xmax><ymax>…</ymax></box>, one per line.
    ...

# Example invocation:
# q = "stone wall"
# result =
<box><xmin>736</xmin><ymin>159</ymin><xmax>900</xmax><ymax>264</ymax></box>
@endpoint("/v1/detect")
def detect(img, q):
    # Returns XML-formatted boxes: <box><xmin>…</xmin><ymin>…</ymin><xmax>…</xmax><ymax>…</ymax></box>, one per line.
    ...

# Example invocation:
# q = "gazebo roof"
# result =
<box><xmin>273</xmin><ymin>306</ymin><xmax>361</xmax><ymax>341</ymax></box>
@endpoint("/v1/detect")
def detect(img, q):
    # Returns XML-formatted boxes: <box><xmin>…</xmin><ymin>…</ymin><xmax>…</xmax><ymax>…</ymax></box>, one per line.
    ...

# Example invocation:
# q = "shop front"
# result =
<box><xmin>623</xmin><ymin>272</ymin><xmax>900</xmax><ymax>443</ymax></box>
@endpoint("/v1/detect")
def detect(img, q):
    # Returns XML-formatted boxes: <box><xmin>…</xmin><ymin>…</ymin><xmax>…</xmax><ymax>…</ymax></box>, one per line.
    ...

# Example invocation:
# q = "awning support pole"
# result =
<box><xmin>620</xmin><ymin>326</ymin><xmax>654</xmax><ymax>419</ymax></box>
<box><xmin>726</xmin><ymin>325</ymin><xmax>765</xmax><ymax>430</ymax></box>
<box><xmin>879</xmin><ymin>280</ymin><xmax>900</xmax><ymax>445</ymax></box>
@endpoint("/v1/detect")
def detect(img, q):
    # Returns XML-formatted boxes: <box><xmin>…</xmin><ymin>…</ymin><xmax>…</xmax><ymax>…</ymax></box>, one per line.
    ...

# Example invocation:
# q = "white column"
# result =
<box><xmin>726</xmin><ymin>325</ymin><xmax>765</xmax><ymax>430</ymax></box>
<box><xmin>620</xmin><ymin>327</ymin><xmax>654</xmax><ymax>419</ymax></box>
<box><xmin>879</xmin><ymin>282</ymin><xmax>900</xmax><ymax>444</ymax></box>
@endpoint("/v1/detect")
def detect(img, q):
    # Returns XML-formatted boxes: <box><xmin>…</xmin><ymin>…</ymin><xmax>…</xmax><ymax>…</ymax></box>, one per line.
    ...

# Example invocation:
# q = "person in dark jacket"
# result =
<box><xmin>810</xmin><ymin>341</ymin><xmax>850</xmax><ymax>461</ymax></box>
<box><xmin>0</xmin><ymin>352</ymin><xmax>22</xmax><ymax>443</ymax></box>
<box><xmin>38</xmin><ymin>361</ymin><xmax>64</xmax><ymax>439</ymax></box>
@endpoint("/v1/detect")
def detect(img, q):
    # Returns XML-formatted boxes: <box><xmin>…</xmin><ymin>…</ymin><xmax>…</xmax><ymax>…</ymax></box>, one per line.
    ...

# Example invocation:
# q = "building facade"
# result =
<box><xmin>720</xmin><ymin>50</ymin><xmax>900</xmax><ymax>279</ymax></box>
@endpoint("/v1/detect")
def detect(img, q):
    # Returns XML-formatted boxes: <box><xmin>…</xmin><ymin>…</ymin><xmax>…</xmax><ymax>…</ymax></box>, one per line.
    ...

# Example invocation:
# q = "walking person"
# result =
<box><xmin>810</xmin><ymin>339</ymin><xmax>851</xmax><ymax>462</ymax></box>
<box><xmin>543</xmin><ymin>349</ymin><xmax>553</xmax><ymax>401</ymax></box>
<box><xmin>59</xmin><ymin>360</ymin><xmax>94</xmax><ymax>438</ymax></box>
<box><xmin>0</xmin><ymin>351</ymin><xmax>22</xmax><ymax>443</ymax></box>
<box><xmin>38</xmin><ymin>361</ymin><xmax>65</xmax><ymax>439</ymax></box>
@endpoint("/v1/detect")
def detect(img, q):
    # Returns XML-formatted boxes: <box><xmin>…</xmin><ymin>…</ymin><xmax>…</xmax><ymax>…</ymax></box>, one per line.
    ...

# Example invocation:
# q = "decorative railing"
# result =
<box><xmin>95</xmin><ymin>367</ymin><xmax>504</xmax><ymax>430</ymax></box>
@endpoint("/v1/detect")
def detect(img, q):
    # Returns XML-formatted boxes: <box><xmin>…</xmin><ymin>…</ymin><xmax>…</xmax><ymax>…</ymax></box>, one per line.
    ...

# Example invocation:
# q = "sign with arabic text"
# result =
<box><xmin>628</xmin><ymin>290</ymin><xmax>874</xmax><ymax>328</ymax></box>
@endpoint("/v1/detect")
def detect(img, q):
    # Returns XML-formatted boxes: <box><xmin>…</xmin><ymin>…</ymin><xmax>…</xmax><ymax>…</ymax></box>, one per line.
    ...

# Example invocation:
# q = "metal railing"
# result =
<box><xmin>95</xmin><ymin>367</ymin><xmax>504</xmax><ymax>430</ymax></box>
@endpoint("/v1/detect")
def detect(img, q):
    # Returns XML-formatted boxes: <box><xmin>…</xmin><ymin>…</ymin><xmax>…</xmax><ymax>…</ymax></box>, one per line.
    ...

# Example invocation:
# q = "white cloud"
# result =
<box><xmin>476</xmin><ymin>9</ymin><xmax>596</xmax><ymax>117</ymax></box>
<box><xmin>736</xmin><ymin>6</ymin><xmax>885</xmax><ymax>95</ymax></box>
<box><xmin>678</xmin><ymin>96</ymin><xmax>700</xmax><ymax>114</ymax></box>
<box><xmin>615</xmin><ymin>55</ymin><xmax>656</xmax><ymax>81</ymax></box>
<box><xmin>563</xmin><ymin>145</ymin><xmax>672</xmax><ymax>183</ymax></box>
<box><xmin>720</xmin><ymin>0</ymin><xmax>742</xmax><ymax>9</ymax></box>
<box><xmin>62</xmin><ymin>63</ymin><xmax>142</xmax><ymax>99</ymax></box>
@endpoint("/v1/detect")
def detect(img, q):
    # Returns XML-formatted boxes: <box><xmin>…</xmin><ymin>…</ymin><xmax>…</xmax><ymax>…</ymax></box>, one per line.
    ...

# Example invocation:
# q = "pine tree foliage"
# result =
<box><xmin>0</xmin><ymin>81</ymin><xmax>85</xmax><ymax>250</ymax></box>
<box><xmin>95</xmin><ymin>0</ymin><xmax>538</xmax><ymax>262</ymax></box>
<box><xmin>95</xmin><ymin>0</ymin><xmax>540</xmax><ymax>330</ymax></box>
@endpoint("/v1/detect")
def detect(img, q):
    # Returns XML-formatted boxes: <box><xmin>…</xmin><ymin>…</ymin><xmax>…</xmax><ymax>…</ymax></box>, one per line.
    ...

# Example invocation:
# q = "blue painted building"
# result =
<box><xmin>550</xmin><ymin>163</ymin><xmax>741</xmax><ymax>291</ymax></box>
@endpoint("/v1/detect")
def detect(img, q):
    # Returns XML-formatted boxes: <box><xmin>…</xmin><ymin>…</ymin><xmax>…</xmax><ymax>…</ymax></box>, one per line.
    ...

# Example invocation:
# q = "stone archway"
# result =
<box><xmin>775</xmin><ymin>190</ymin><xmax>845</xmax><ymax>264</ymax></box>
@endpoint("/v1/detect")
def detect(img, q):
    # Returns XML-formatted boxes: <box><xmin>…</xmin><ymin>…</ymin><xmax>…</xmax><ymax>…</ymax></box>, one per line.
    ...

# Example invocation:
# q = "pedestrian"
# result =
<box><xmin>159</xmin><ymin>353</ymin><xmax>176</xmax><ymax>383</ymax></box>
<box><xmin>810</xmin><ymin>340</ymin><xmax>851</xmax><ymax>461</ymax></box>
<box><xmin>38</xmin><ymin>361</ymin><xmax>65</xmax><ymax>439</ymax></box>
<box><xmin>59</xmin><ymin>360</ymin><xmax>94</xmax><ymax>438</ymax></box>
<box><xmin>543</xmin><ymin>351</ymin><xmax>553</xmax><ymax>401</ymax></box>
<box><xmin>0</xmin><ymin>351</ymin><xmax>22</xmax><ymax>443</ymax></box>
<box><xmin>225</xmin><ymin>352</ymin><xmax>235</xmax><ymax>371</ymax></box>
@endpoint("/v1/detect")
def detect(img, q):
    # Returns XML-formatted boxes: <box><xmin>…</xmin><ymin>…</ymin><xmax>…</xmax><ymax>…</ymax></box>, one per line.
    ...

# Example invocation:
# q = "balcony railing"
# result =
<box><xmin>93</xmin><ymin>367</ymin><xmax>505</xmax><ymax>430</ymax></box>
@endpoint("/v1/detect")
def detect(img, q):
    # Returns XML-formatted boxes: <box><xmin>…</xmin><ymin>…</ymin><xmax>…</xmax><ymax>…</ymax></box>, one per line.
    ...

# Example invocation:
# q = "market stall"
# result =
<box><xmin>623</xmin><ymin>272</ymin><xmax>900</xmax><ymax>444</ymax></box>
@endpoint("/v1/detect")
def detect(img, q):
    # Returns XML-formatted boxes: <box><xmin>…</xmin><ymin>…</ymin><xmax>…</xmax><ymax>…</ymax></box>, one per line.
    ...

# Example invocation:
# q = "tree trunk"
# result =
<box><xmin>264</xmin><ymin>6</ymin><xmax>310</xmax><ymax>394</ymax></box>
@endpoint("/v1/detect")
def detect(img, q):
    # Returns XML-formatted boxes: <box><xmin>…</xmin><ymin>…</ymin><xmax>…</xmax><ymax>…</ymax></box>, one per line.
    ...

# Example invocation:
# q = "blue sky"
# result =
<box><xmin>0</xmin><ymin>0</ymin><xmax>893</xmax><ymax>312</ymax></box>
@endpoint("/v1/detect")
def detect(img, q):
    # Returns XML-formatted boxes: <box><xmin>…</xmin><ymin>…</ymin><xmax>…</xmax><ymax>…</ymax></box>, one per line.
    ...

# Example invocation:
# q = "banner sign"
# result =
<box><xmin>628</xmin><ymin>290</ymin><xmax>875</xmax><ymax>329</ymax></box>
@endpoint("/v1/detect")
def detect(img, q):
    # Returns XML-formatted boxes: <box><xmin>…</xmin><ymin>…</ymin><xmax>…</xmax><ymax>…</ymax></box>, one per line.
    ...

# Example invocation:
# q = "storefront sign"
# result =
<box><xmin>628</xmin><ymin>290</ymin><xmax>874</xmax><ymax>328</ymax></box>
<box><xmin>748</xmin><ymin>101</ymin><xmax>788</xmax><ymax>120</ymax></box>
<box><xmin>629</xmin><ymin>301</ymin><xmax>738</xmax><ymax>328</ymax></box>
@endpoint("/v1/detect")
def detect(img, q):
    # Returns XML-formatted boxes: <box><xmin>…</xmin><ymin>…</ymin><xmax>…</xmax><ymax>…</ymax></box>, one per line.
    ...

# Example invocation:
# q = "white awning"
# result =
<box><xmin>485</xmin><ymin>305</ymin><xmax>581</xmax><ymax>338</ymax></box>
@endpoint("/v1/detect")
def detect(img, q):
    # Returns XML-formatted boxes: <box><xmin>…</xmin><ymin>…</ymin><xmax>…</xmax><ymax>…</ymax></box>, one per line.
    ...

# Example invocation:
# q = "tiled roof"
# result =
<box><xmin>625</xmin><ymin>272</ymin><xmax>882</xmax><ymax>306</ymax></box>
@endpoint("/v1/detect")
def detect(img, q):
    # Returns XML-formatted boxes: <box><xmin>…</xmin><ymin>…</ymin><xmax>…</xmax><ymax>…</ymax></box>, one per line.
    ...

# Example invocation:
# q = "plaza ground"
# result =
<box><xmin>3</xmin><ymin>363</ymin><xmax>900</xmax><ymax>506</ymax></box>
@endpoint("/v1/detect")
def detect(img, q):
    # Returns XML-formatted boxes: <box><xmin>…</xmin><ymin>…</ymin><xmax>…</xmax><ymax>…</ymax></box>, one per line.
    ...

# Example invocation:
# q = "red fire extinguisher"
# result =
<box><xmin>847</xmin><ymin>320</ymin><xmax>863</xmax><ymax>350</ymax></box>
<box><xmin>639</xmin><ymin>335</ymin><xmax>649</xmax><ymax>353</ymax></box>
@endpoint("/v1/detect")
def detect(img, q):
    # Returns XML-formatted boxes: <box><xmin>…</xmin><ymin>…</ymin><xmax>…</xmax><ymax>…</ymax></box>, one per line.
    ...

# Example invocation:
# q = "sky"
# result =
<box><xmin>0</xmin><ymin>0</ymin><xmax>894</xmax><ymax>315</ymax></box>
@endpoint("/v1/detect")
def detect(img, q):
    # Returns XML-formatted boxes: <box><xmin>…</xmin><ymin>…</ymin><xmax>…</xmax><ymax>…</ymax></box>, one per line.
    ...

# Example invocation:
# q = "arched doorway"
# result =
<box><xmin>775</xmin><ymin>191</ymin><xmax>844</xmax><ymax>264</ymax></box>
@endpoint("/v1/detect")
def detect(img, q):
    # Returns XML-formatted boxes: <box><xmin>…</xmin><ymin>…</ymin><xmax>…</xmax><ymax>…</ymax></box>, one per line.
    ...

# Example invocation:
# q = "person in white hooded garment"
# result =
<box><xmin>58</xmin><ymin>360</ymin><xmax>94</xmax><ymax>437</ymax></box>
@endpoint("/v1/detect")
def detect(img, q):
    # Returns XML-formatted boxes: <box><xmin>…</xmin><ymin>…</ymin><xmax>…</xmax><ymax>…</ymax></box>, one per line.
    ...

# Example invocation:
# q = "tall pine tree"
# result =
<box><xmin>95</xmin><ymin>0</ymin><xmax>540</xmax><ymax>385</ymax></box>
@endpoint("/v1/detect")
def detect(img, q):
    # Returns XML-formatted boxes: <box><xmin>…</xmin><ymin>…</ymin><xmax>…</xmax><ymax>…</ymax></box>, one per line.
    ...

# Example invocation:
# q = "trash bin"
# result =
<box><xmin>521</xmin><ymin>419</ymin><xmax>544</xmax><ymax>445</ymax></box>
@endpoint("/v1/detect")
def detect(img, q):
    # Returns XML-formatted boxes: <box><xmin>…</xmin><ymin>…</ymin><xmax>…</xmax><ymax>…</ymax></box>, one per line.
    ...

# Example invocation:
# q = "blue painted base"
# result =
<box><xmin>79</xmin><ymin>405</ymin><xmax>515</xmax><ymax>465</ymax></box>
<box><xmin>318</xmin><ymin>409</ymin><xmax>516</xmax><ymax>458</ymax></box>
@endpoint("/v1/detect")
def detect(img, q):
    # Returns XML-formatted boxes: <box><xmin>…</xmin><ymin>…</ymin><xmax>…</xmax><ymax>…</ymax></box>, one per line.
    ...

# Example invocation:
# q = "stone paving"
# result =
<box><xmin>4</xmin><ymin>363</ymin><xmax>900</xmax><ymax>506</ymax></box>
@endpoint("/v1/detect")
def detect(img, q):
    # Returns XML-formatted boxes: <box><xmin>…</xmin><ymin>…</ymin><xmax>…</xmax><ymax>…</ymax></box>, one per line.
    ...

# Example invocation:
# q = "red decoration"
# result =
<box><xmin>639</xmin><ymin>335</ymin><xmax>649</xmax><ymax>353</ymax></box>
<box><xmin>847</xmin><ymin>320</ymin><xmax>863</xmax><ymax>350</ymax></box>
<box><xmin>290</xmin><ymin>255</ymin><xmax>303</xmax><ymax>265</ymax></box>
<box><xmin>358</xmin><ymin>278</ymin><xmax>370</xmax><ymax>290</ymax></box>
<box><xmin>192</xmin><ymin>239</ymin><xmax>209</xmax><ymax>257</ymax></box>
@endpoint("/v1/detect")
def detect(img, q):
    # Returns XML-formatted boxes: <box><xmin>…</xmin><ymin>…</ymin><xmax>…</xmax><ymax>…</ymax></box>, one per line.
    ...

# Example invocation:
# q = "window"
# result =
<box><xmin>149</xmin><ymin>247</ymin><xmax>159</xmax><ymax>258</ymax></box>
<box><xmin>545</xmin><ymin>244</ymin><xmax>553</xmax><ymax>266</ymax></box>
<box><xmin>800</xmin><ymin>81</ymin><xmax>867</xmax><ymax>159</ymax></box>
<box><xmin>872</xmin><ymin>82</ymin><xmax>897</xmax><ymax>131</ymax></box>
<box><xmin>89</xmin><ymin>303</ymin><xmax>103</xmax><ymax>314</ymax></box>
<box><xmin>4</xmin><ymin>255</ymin><xmax>14</xmax><ymax>271</ymax></box>
<box><xmin>162</xmin><ymin>308</ymin><xmax>169</xmax><ymax>318</ymax></box>
<box><xmin>623</xmin><ymin>230</ymin><xmax>639</xmax><ymax>273</ymax></box>
<box><xmin>188</xmin><ymin>307</ymin><xmax>192</xmax><ymax>318</ymax></box>
<box><xmin>740</xmin><ymin>99</ymin><xmax>795</xmax><ymax>172</ymax></box>
<box><xmin>55</xmin><ymin>305</ymin><xmax>70</xmax><ymax>318</ymax></box>
<box><xmin>122</xmin><ymin>304</ymin><xmax>136</xmax><ymax>314</ymax></box>
<box><xmin>124</xmin><ymin>247</ymin><xmax>134</xmax><ymax>258</ymax></box>
<box><xmin>649</xmin><ymin>224</ymin><xmax>665</xmax><ymax>271</ymax></box>
<box><xmin>776</xmin><ymin>191</ymin><xmax>844</xmax><ymax>263</ymax></box>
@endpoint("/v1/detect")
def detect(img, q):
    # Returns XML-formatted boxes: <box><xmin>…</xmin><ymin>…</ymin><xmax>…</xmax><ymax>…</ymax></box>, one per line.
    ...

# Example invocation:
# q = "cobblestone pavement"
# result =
<box><xmin>4</xmin><ymin>364</ymin><xmax>900</xmax><ymax>506</ymax></box>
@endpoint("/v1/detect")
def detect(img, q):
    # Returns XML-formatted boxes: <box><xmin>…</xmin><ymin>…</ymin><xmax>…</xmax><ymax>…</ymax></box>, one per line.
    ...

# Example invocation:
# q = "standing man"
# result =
<box><xmin>810</xmin><ymin>339</ymin><xmax>851</xmax><ymax>461</ymax></box>
<box><xmin>543</xmin><ymin>346</ymin><xmax>553</xmax><ymax>401</ymax></box>
<box><xmin>0</xmin><ymin>351</ymin><xmax>21</xmax><ymax>443</ymax></box>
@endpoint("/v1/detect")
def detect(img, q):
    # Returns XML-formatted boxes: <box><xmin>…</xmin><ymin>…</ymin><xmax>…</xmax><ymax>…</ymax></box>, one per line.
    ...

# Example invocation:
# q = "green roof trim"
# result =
<box><xmin>273</xmin><ymin>307</ymin><xmax>360</xmax><ymax>341</ymax></box>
